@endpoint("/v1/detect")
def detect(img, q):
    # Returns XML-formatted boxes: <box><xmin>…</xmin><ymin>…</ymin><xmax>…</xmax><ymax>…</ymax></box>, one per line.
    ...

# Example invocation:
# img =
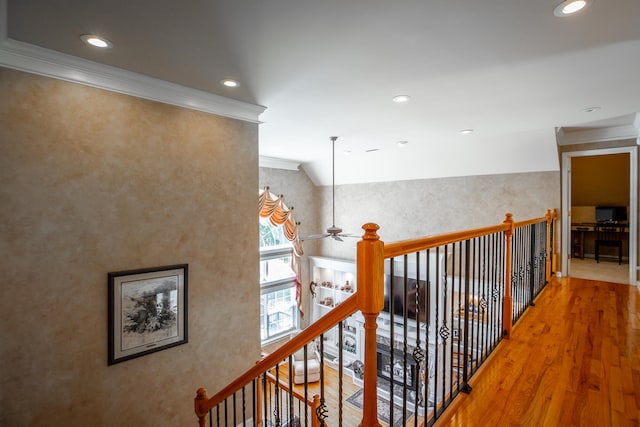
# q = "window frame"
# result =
<box><xmin>259</xmin><ymin>225</ymin><xmax>299</xmax><ymax>344</ymax></box>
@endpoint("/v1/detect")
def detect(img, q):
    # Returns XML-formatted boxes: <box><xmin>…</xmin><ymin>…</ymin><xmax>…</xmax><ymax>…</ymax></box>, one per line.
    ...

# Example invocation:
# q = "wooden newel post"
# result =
<box><xmin>502</xmin><ymin>213</ymin><xmax>514</xmax><ymax>339</ymax></box>
<box><xmin>357</xmin><ymin>223</ymin><xmax>384</xmax><ymax>427</ymax></box>
<box><xmin>194</xmin><ymin>388</ymin><xmax>209</xmax><ymax>427</ymax></box>
<box><xmin>311</xmin><ymin>394</ymin><xmax>321</xmax><ymax>427</ymax></box>
<box><xmin>551</xmin><ymin>208</ymin><xmax>558</xmax><ymax>273</ymax></box>
<box><xmin>545</xmin><ymin>209</ymin><xmax>552</xmax><ymax>283</ymax></box>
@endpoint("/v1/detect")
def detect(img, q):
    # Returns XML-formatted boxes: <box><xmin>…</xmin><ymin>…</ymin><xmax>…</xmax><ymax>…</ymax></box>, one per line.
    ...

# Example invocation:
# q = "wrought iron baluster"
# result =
<box><xmin>529</xmin><ymin>224</ymin><xmax>536</xmax><ymax>307</ymax></box>
<box><xmin>402</xmin><ymin>253</ymin><xmax>409</xmax><ymax>424</ymax></box>
<box><xmin>224</xmin><ymin>398</ymin><xmax>228</xmax><ymax>426</ymax></box>
<box><xmin>316</xmin><ymin>337</ymin><xmax>328</xmax><ymax>426</ymax></box>
<box><xmin>274</xmin><ymin>363</ymin><xmax>281</xmax><ymax>427</ymax></box>
<box><xmin>288</xmin><ymin>355</ymin><xmax>293</xmax><ymax>427</ymax></box>
<box><xmin>252</xmin><ymin>379</ymin><xmax>256</xmax><ymax>427</ymax></box>
<box><xmin>233</xmin><ymin>391</ymin><xmax>237</xmax><ymax>427</ymax></box>
<box><xmin>461</xmin><ymin>240</ymin><xmax>472</xmax><ymax>393</ymax></box>
<box><xmin>439</xmin><ymin>245</ymin><xmax>449</xmax><ymax>407</ymax></box>
<box><xmin>412</xmin><ymin>250</ymin><xmax>425</xmax><ymax>427</ymax></box>
<box><xmin>338</xmin><ymin>320</ymin><xmax>344</xmax><ymax>427</ymax></box>
<box><xmin>389</xmin><ymin>257</ymin><xmax>395</xmax><ymax>426</ymax></box>
<box><xmin>262</xmin><ymin>373</ymin><xmax>268</xmax><ymax>426</ymax></box>
<box><xmin>242</xmin><ymin>386</ymin><xmax>247</xmax><ymax>426</ymax></box>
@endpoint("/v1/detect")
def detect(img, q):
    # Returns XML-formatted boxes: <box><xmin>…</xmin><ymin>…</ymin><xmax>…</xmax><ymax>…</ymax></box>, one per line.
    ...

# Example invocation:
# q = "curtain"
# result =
<box><xmin>259</xmin><ymin>187</ymin><xmax>305</xmax><ymax>317</ymax></box>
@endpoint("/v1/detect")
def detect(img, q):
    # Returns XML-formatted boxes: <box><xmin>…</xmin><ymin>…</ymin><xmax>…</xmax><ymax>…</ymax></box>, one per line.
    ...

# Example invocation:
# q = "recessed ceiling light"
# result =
<box><xmin>459</xmin><ymin>129</ymin><xmax>474</xmax><ymax>134</ymax></box>
<box><xmin>397</xmin><ymin>140</ymin><xmax>409</xmax><ymax>147</ymax></box>
<box><xmin>80</xmin><ymin>34</ymin><xmax>112</xmax><ymax>49</ymax></box>
<box><xmin>392</xmin><ymin>95</ymin><xmax>411</xmax><ymax>103</ymax></box>
<box><xmin>221</xmin><ymin>79</ymin><xmax>240</xmax><ymax>88</ymax></box>
<box><xmin>554</xmin><ymin>0</ymin><xmax>591</xmax><ymax>17</ymax></box>
<box><xmin>581</xmin><ymin>106</ymin><xmax>601</xmax><ymax>113</ymax></box>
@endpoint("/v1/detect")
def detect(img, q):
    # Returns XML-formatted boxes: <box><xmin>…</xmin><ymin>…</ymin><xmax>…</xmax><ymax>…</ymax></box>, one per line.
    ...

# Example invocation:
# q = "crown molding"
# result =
<box><xmin>0</xmin><ymin>2</ymin><xmax>265</xmax><ymax>123</ymax></box>
<box><xmin>556</xmin><ymin>112</ymin><xmax>640</xmax><ymax>146</ymax></box>
<box><xmin>259</xmin><ymin>156</ymin><xmax>300</xmax><ymax>171</ymax></box>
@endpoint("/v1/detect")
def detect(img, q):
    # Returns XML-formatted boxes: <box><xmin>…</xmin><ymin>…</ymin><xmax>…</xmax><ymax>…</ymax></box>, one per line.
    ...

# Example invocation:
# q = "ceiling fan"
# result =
<box><xmin>301</xmin><ymin>136</ymin><xmax>357</xmax><ymax>242</ymax></box>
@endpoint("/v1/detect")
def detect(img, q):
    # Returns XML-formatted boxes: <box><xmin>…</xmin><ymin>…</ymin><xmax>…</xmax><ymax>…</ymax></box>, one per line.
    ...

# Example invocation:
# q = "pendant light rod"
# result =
<box><xmin>330</xmin><ymin>136</ymin><xmax>338</xmax><ymax>227</ymax></box>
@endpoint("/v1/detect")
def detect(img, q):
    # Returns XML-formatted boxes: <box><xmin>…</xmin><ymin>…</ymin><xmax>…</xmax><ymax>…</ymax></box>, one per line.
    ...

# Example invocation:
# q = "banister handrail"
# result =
<box><xmin>383</xmin><ymin>215</ymin><xmax>550</xmax><ymax>260</ymax></box>
<box><xmin>383</xmin><ymin>223</ymin><xmax>510</xmax><ymax>258</ymax></box>
<box><xmin>512</xmin><ymin>215</ymin><xmax>548</xmax><ymax>228</ymax></box>
<box><xmin>195</xmin><ymin>294</ymin><xmax>359</xmax><ymax>417</ymax></box>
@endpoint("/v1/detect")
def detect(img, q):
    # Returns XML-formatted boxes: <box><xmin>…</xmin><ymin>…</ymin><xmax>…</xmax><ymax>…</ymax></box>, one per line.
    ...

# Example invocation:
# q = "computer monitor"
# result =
<box><xmin>595</xmin><ymin>206</ymin><xmax>627</xmax><ymax>223</ymax></box>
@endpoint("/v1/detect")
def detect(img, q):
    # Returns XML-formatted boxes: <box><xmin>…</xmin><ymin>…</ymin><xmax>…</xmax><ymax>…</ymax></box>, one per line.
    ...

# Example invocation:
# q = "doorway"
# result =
<box><xmin>561</xmin><ymin>147</ymin><xmax>638</xmax><ymax>285</ymax></box>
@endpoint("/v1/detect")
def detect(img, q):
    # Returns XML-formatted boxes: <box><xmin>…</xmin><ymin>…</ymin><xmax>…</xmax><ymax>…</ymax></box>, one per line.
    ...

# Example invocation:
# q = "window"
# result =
<box><xmin>260</xmin><ymin>217</ymin><xmax>298</xmax><ymax>343</ymax></box>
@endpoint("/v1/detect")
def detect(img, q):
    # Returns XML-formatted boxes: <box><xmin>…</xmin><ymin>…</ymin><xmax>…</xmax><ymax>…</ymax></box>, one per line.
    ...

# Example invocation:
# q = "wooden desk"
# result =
<box><xmin>571</xmin><ymin>222</ymin><xmax>629</xmax><ymax>260</ymax></box>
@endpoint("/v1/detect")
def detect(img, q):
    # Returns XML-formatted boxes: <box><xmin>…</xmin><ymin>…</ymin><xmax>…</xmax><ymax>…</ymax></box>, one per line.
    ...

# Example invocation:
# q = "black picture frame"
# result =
<box><xmin>108</xmin><ymin>264</ymin><xmax>188</xmax><ymax>365</ymax></box>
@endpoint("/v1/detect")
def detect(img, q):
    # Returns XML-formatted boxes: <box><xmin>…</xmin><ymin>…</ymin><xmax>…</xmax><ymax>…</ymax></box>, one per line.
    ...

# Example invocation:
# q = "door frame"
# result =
<box><xmin>561</xmin><ymin>146</ymin><xmax>638</xmax><ymax>285</ymax></box>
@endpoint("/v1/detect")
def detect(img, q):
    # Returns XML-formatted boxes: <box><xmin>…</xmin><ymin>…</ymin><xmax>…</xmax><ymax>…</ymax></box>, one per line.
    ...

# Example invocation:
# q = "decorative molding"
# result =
<box><xmin>259</xmin><ymin>156</ymin><xmax>300</xmax><ymax>171</ymax></box>
<box><xmin>556</xmin><ymin>113</ymin><xmax>640</xmax><ymax>146</ymax></box>
<box><xmin>0</xmin><ymin>1</ymin><xmax>265</xmax><ymax>123</ymax></box>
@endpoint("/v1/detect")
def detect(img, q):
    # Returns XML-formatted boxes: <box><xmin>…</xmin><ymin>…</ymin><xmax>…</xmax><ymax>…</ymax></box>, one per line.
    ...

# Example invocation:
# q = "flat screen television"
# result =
<box><xmin>595</xmin><ymin>206</ymin><xmax>627</xmax><ymax>223</ymax></box>
<box><xmin>383</xmin><ymin>275</ymin><xmax>427</xmax><ymax>323</ymax></box>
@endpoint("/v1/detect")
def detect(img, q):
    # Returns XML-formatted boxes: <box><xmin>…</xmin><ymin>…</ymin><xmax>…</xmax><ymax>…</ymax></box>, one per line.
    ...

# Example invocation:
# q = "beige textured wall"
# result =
<box><xmin>318</xmin><ymin>172</ymin><xmax>560</xmax><ymax>259</ymax></box>
<box><xmin>0</xmin><ymin>68</ymin><xmax>260</xmax><ymax>426</ymax></box>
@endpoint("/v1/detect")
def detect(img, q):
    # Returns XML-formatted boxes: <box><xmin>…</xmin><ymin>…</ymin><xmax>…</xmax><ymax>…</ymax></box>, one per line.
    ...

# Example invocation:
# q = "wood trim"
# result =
<box><xmin>357</xmin><ymin>223</ymin><xmax>384</xmax><ymax>427</ymax></box>
<box><xmin>384</xmin><ymin>223</ymin><xmax>510</xmax><ymax>259</ymax></box>
<box><xmin>512</xmin><ymin>216</ymin><xmax>547</xmax><ymax>228</ymax></box>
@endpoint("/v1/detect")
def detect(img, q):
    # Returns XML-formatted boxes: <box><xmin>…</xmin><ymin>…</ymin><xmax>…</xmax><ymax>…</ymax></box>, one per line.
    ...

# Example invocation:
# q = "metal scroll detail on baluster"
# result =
<box><xmin>413</xmin><ymin>257</ymin><xmax>426</xmax><ymax>407</ymax></box>
<box><xmin>315</xmin><ymin>399</ymin><xmax>328</xmax><ymax>427</ymax></box>
<box><xmin>439</xmin><ymin>269</ymin><xmax>451</xmax><ymax>342</ymax></box>
<box><xmin>316</xmin><ymin>335</ymin><xmax>328</xmax><ymax>427</ymax></box>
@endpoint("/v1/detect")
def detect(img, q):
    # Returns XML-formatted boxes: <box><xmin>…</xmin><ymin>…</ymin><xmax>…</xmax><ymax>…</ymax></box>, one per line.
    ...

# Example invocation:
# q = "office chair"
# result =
<box><xmin>595</xmin><ymin>224</ymin><xmax>624</xmax><ymax>265</ymax></box>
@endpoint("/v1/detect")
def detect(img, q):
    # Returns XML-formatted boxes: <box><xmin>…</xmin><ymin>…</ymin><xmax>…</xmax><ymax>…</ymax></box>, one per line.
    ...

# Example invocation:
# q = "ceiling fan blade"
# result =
<box><xmin>337</xmin><ymin>233</ymin><xmax>359</xmax><ymax>239</ymax></box>
<box><xmin>300</xmin><ymin>233</ymin><xmax>329</xmax><ymax>241</ymax></box>
<box><xmin>332</xmin><ymin>235</ymin><xmax>344</xmax><ymax>242</ymax></box>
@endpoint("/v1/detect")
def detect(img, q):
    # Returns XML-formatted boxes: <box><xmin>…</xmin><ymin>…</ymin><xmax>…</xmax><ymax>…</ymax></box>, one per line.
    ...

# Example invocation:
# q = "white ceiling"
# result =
<box><xmin>4</xmin><ymin>0</ymin><xmax>640</xmax><ymax>185</ymax></box>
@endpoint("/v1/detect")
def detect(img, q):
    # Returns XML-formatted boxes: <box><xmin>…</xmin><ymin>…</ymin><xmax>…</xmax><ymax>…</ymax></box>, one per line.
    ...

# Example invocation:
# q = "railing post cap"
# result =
<box><xmin>504</xmin><ymin>213</ymin><xmax>514</xmax><ymax>223</ymax></box>
<box><xmin>194</xmin><ymin>388</ymin><xmax>209</xmax><ymax>419</ymax></box>
<box><xmin>361</xmin><ymin>223</ymin><xmax>381</xmax><ymax>240</ymax></box>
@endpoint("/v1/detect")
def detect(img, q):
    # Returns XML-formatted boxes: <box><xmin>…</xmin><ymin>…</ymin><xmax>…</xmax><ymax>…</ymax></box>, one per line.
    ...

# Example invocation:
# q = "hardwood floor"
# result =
<box><xmin>265</xmin><ymin>276</ymin><xmax>639</xmax><ymax>426</ymax></box>
<box><xmin>440</xmin><ymin>276</ymin><xmax>640</xmax><ymax>427</ymax></box>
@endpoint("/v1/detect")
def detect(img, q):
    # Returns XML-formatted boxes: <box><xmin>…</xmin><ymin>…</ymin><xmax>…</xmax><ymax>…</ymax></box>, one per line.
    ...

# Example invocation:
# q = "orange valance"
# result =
<box><xmin>259</xmin><ymin>187</ymin><xmax>303</xmax><ymax>257</ymax></box>
<box><xmin>259</xmin><ymin>186</ymin><xmax>305</xmax><ymax>317</ymax></box>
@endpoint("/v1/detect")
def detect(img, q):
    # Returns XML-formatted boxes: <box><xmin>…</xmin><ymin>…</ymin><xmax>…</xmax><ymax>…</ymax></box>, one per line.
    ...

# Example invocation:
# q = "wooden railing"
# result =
<box><xmin>194</xmin><ymin>209</ymin><xmax>557</xmax><ymax>426</ymax></box>
<box><xmin>262</xmin><ymin>371</ymin><xmax>321</xmax><ymax>427</ymax></box>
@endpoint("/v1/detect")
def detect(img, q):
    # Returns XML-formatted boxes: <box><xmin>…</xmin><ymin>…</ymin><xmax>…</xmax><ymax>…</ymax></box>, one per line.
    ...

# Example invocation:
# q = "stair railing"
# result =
<box><xmin>194</xmin><ymin>209</ymin><xmax>557</xmax><ymax>426</ymax></box>
<box><xmin>194</xmin><ymin>294</ymin><xmax>361</xmax><ymax>426</ymax></box>
<box><xmin>262</xmin><ymin>371</ymin><xmax>321</xmax><ymax>427</ymax></box>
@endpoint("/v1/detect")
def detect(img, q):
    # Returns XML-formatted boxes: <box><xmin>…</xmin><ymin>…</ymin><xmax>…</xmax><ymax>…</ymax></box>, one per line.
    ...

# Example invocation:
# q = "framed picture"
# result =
<box><xmin>108</xmin><ymin>264</ymin><xmax>188</xmax><ymax>365</ymax></box>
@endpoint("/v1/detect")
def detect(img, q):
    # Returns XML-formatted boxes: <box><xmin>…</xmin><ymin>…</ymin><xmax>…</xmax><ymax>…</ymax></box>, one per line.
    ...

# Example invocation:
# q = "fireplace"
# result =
<box><xmin>376</xmin><ymin>343</ymin><xmax>418</xmax><ymax>390</ymax></box>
